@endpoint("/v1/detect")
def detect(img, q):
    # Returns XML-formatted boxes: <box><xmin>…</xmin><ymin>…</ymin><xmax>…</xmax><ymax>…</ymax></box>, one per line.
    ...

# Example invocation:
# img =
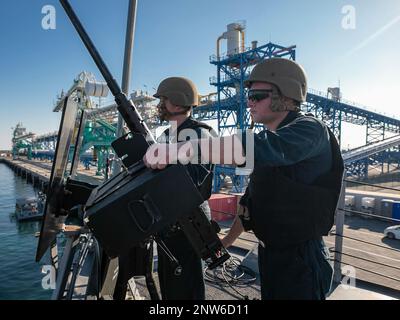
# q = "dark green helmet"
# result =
<box><xmin>154</xmin><ymin>77</ymin><xmax>198</xmax><ymax>107</ymax></box>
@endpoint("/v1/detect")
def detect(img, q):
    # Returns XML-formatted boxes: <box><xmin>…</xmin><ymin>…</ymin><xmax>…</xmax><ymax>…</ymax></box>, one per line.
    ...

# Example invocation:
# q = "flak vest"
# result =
<box><xmin>244</xmin><ymin>115</ymin><xmax>344</xmax><ymax>248</ymax></box>
<box><xmin>180</xmin><ymin>118</ymin><xmax>214</xmax><ymax>199</ymax></box>
<box><xmin>164</xmin><ymin>118</ymin><xmax>215</xmax><ymax>200</ymax></box>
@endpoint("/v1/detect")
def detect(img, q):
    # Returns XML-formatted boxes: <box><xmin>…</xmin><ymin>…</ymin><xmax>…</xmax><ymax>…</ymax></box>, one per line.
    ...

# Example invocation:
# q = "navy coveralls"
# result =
<box><xmin>157</xmin><ymin>117</ymin><xmax>215</xmax><ymax>300</ymax></box>
<box><xmin>243</xmin><ymin>111</ymin><xmax>334</xmax><ymax>300</ymax></box>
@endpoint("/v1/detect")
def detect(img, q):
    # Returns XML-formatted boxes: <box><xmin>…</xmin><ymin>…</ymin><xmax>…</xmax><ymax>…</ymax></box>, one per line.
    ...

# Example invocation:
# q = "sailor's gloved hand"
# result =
<box><xmin>143</xmin><ymin>141</ymin><xmax>195</xmax><ymax>170</ymax></box>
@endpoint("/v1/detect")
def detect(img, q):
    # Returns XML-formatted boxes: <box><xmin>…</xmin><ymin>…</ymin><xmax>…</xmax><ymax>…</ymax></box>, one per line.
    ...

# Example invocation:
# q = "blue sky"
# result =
<box><xmin>0</xmin><ymin>0</ymin><xmax>399</xmax><ymax>149</ymax></box>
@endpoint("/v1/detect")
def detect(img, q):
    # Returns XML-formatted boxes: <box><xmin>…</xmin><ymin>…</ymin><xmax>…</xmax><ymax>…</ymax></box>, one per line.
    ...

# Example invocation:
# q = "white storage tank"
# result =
<box><xmin>85</xmin><ymin>81</ymin><xmax>109</xmax><ymax>97</ymax></box>
<box><xmin>226</xmin><ymin>23</ymin><xmax>242</xmax><ymax>56</ymax></box>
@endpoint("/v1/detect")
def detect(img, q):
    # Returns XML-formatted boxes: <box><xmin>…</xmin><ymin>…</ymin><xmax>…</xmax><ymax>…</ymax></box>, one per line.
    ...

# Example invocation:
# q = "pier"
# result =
<box><xmin>0</xmin><ymin>157</ymin><xmax>103</xmax><ymax>192</ymax></box>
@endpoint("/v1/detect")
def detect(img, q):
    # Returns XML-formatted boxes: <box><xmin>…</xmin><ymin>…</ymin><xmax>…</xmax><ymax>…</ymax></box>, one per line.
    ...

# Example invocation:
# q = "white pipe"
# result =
<box><xmin>217</xmin><ymin>34</ymin><xmax>225</xmax><ymax>60</ymax></box>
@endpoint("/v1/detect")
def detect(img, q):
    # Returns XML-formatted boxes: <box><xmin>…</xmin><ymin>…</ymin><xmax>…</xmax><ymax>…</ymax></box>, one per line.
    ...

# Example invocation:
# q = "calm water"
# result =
<box><xmin>0</xmin><ymin>164</ymin><xmax>52</xmax><ymax>300</ymax></box>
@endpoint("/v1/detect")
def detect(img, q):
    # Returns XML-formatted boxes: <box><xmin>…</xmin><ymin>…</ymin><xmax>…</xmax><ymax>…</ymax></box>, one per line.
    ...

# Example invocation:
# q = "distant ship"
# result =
<box><xmin>15</xmin><ymin>193</ymin><xmax>45</xmax><ymax>222</ymax></box>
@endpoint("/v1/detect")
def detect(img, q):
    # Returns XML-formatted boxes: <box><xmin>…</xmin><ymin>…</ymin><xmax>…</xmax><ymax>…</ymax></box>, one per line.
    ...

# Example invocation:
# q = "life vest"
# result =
<box><xmin>244</xmin><ymin>115</ymin><xmax>344</xmax><ymax>247</ymax></box>
<box><xmin>161</xmin><ymin>117</ymin><xmax>215</xmax><ymax>201</ymax></box>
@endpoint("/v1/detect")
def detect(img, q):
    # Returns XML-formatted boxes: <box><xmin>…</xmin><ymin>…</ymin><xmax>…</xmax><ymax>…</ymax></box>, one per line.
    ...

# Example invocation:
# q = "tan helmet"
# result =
<box><xmin>245</xmin><ymin>58</ymin><xmax>308</xmax><ymax>103</ymax></box>
<box><xmin>154</xmin><ymin>77</ymin><xmax>199</xmax><ymax>107</ymax></box>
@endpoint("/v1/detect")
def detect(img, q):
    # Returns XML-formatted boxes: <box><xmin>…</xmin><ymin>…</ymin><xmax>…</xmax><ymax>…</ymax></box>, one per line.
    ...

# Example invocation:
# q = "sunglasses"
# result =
<box><xmin>247</xmin><ymin>89</ymin><xmax>273</xmax><ymax>102</ymax></box>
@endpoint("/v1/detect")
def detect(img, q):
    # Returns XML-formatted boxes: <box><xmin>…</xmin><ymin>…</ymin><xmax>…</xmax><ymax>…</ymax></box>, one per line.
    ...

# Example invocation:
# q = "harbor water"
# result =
<box><xmin>0</xmin><ymin>163</ymin><xmax>52</xmax><ymax>300</ymax></box>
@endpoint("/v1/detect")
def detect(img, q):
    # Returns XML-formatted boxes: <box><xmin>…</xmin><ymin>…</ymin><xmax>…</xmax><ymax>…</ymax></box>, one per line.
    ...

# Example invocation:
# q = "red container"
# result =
<box><xmin>208</xmin><ymin>194</ymin><xmax>238</xmax><ymax>222</ymax></box>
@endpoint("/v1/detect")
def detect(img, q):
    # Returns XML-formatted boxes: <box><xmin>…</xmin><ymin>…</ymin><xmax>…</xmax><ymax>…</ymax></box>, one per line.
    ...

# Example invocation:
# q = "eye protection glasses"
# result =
<box><xmin>247</xmin><ymin>89</ymin><xmax>273</xmax><ymax>102</ymax></box>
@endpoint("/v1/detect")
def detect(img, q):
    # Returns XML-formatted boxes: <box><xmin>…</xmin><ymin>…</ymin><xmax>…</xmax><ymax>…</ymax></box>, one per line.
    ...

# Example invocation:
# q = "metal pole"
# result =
<box><xmin>333</xmin><ymin>179</ymin><xmax>346</xmax><ymax>284</ymax></box>
<box><xmin>113</xmin><ymin>0</ymin><xmax>138</xmax><ymax>176</ymax></box>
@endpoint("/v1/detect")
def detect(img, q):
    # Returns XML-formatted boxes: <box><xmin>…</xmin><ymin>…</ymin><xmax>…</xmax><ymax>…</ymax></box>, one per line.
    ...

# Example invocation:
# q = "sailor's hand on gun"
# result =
<box><xmin>143</xmin><ymin>141</ymin><xmax>195</xmax><ymax>170</ymax></box>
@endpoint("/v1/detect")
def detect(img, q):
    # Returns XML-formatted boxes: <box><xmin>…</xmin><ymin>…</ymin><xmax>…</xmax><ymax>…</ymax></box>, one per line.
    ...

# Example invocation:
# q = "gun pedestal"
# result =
<box><xmin>51</xmin><ymin>225</ymin><xmax>87</xmax><ymax>300</ymax></box>
<box><xmin>51</xmin><ymin>225</ymin><xmax>120</xmax><ymax>300</ymax></box>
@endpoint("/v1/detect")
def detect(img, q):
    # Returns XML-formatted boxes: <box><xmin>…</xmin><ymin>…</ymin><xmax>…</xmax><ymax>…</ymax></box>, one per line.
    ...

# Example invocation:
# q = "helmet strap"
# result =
<box><xmin>157</xmin><ymin>99</ymin><xmax>192</xmax><ymax>121</ymax></box>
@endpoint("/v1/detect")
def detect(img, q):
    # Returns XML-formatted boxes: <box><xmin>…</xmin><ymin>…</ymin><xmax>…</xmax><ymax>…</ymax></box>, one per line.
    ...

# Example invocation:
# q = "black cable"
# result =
<box><xmin>203</xmin><ymin>256</ymin><xmax>257</xmax><ymax>300</ymax></box>
<box><xmin>204</xmin><ymin>257</ymin><xmax>256</xmax><ymax>285</ymax></box>
<box><xmin>210</xmin><ymin>208</ymin><xmax>257</xmax><ymax>236</ymax></box>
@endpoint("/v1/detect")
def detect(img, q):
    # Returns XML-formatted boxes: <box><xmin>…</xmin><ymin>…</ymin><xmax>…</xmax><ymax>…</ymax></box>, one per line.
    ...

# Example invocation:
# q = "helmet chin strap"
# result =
<box><xmin>157</xmin><ymin>100</ymin><xmax>191</xmax><ymax>122</ymax></box>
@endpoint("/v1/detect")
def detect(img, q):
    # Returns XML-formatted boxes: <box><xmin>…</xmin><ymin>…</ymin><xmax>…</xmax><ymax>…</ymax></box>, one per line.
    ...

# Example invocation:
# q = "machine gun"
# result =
<box><xmin>36</xmin><ymin>0</ymin><xmax>230</xmax><ymax>300</ymax></box>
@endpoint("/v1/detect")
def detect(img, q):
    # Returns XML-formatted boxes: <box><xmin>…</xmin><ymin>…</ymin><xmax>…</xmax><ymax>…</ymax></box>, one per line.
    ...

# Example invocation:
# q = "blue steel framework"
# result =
<box><xmin>303</xmin><ymin>90</ymin><xmax>400</xmax><ymax>178</ymax></box>
<box><xmin>82</xmin><ymin>119</ymin><xmax>117</xmax><ymax>175</ymax></box>
<box><xmin>194</xmin><ymin>42</ymin><xmax>400</xmax><ymax>192</ymax></box>
<box><xmin>208</xmin><ymin>42</ymin><xmax>296</xmax><ymax>134</ymax></box>
<box><xmin>33</xmin><ymin>133</ymin><xmax>58</xmax><ymax>153</ymax></box>
<box><xmin>31</xmin><ymin>120</ymin><xmax>116</xmax><ymax>175</ymax></box>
